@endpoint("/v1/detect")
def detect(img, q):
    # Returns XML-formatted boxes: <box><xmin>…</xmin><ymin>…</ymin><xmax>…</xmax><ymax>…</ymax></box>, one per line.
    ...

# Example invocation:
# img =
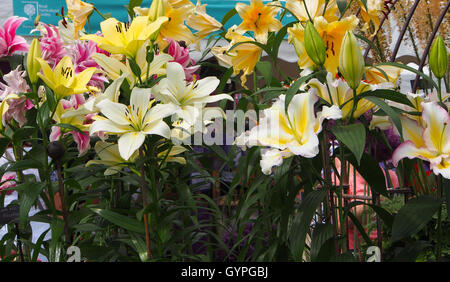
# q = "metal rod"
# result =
<box><xmin>390</xmin><ymin>0</ymin><xmax>422</xmax><ymax>62</ymax></box>
<box><xmin>363</xmin><ymin>0</ymin><xmax>400</xmax><ymax>59</ymax></box>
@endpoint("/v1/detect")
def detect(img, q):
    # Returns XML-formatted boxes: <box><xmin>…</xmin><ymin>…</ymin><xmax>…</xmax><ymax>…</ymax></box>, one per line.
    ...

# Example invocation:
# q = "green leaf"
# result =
<box><xmin>289</xmin><ymin>189</ymin><xmax>327</xmax><ymax>261</ymax></box>
<box><xmin>7</xmin><ymin>159</ymin><xmax>42</xmax><ymax>171</ymax></box>
<box><xmin>12</xmin><ymin>126</ymin><xmax>35</xmax><ymax>146</ymax></box>
<box><xmin>444</xmin><ymin>178</ymin><xmax>450</xmax><ymax>220</ymax></box>
<box><xmin>16</xmin><ymin>182</ymin><xmax>45</xmax><ymax>228</ymax></box>
<box><xmin>127</xmin><ymin>232</ymin><xmax>149</xmax><ymax>262</ymax></box>
<box><xmin>31</xmin><ymin>229</ymin><xmax>50</xmax><ymax>261</ymax></box>
<box><xmin>127</xmin><ymin>57</ymin><xmax>141</xmax><ymax>79</ymax></box>
<box><xmin>272</xmin><ymin>22</ymin><xmax>296</xmax><ymax>65</ymax></box>
<box><xmin>355</xmin><ymin>33</ymin><xmax>383</xmax><ymax>61</ymax></box>
<box><xmin>347</xmin><ymin>211</ymin><xmax>373</xmax><ymax>245</ymax></box>
<box><xmin>310</xmin><ymin>223</ymin><xmax>335</xmax><ymax>262</ymax></box>
<box><xmin>337</xmin><ymin>0</ymin><xmax>348</xmax><ymax>16</ymax></box>
<box><xmin>37</xmin><ymin>101</ymin><xmax>50</xmax><ymax>129</ymax></box>
<box><xmin>331</xmin><ymin>123</ymin><xmax>366</xmax><ymax>165</ymax></box>
<box><xmin>49</xmin><ymin>219</ymin><xmax>65</xmax><ymax>262</ymax></box>
<box><xmin>360</xmin><ymin>0</ymin><xmax>368</xmax><ymax>12</ymax></box>
<box><xmin>391</xmin><ymin>196</ymin><xmax>442</xmax><ymax>243</ymax></box>
<box><xmin>126</xmin><ymin>0</ymin><xmax>143</xmax><ymax>19</ymax></box>
<box><xmin>91</xmin><ymin>208</ymin><xmax>145</xmax><ymax>234</ymax></box>
<box><xmin>217</xmin><ymin>67</ymin><xmax>234</xmax><ymax>95</ymax></box>
<box><xmin>375</xmin><ymin>62</ymin><xmax>438</xmax><ymax>90</ymax></box>
<box><xmin>364</xmin><ymin>96</ymin><xmax>403</xmax><ymax>138</ymax></box>
<box><xmin>221</xmin><ymin>8</ymin><xmax>237</xmax><ymax>25</ymax></box>
<box><xmin>44</xmin><ymin>85</ymin><xmax>56</xmax><ymax>112</ymax></box>
<box><xmin>357</xmin><ymin>89</ymin><xmax>415</xmax><ymax>108</ymax></box>
<box><xmin>0</xmin><ymin>138</ymin><xmax>10</xmax><ymax>157</ymax></box>
<box><xmin>391</xmin><ymin>240</ymin><xmax>431</xmax><ymax>262</ymax></box>
<box><xmin>256</xmin><ymin>61</ymin><xmax>273</xmax><ymax>86</ymax></box>
<box><xmin>284</xmin><ymin>71</ymin><xmax>325</xmax><ymax>111</ymax></box>
<box><xmin>55</xmin><ymin>123</ymin><xmax>84</xmax><ymax>134</ymax></box>
<box><xmin>344</xmin><ymin>200</ymin><xmax>394</xmax><ymax>229</ymax></box>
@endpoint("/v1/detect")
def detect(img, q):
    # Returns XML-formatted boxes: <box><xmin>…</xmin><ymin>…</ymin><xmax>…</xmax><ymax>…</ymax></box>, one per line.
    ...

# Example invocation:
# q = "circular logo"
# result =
<box><xmin>24</xmin><ymin>4</ymin><xmax>36</xmax><ymax>18</ymax></box>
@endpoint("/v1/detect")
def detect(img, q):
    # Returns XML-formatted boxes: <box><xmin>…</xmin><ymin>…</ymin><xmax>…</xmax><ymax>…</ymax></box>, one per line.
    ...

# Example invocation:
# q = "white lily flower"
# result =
<box><xmin>151</xmin><ymin>62</ymin><xmax>233</xmax><ymax>135</ymax></box>
<box><xmin>86</xmin><ymin>141</ymin><xmax>137</xmax><ymax>175</ymax></box>
<box><xmin>242</xmin><ymin>92</ymin><xmax>342</xmax><ymax>174</ymax></box>
<box><xmin>62</xmin><ymin>74</ymin><xmax>127</xmax><ymax>119</ymax></box>
<box><xmin>90</xmin><ymin>87</ymin><xmax>176</xmax><ymax>160</ymax></box>
<box><xmin>393</xmin><ymin>102</ymin><xmax>450</xmax><ymax>179</ymax></box>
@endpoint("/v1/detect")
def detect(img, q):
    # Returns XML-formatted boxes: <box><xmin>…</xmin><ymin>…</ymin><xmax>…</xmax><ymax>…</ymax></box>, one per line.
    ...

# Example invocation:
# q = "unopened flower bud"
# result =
<box><xmin>148</xmin><ymin>0</ymin><xmax>165</xmax><ymax>22</ymax></box>
<box><xmin>26</xmin><ymin>38</ymin><xmax>42</xmax><ymax>84</ymax></box>
<box><xmin>429</xmin><ymin>36</ymin><xmax>448</xmax><ymax>79</ymax></box>
<box><xmin>339</xmin><ymin>31</ymin><xmax>365</xmax><ymax>90</ymax></box>
<box><xmin>304</xmin><ymin>21</ymin><xmax>326</xmax><ymax>66</ymax></box>
<box><xmin>47</xmin><ymin>141</ymin><xmax>65</xmax><ymax>161</ymax></box>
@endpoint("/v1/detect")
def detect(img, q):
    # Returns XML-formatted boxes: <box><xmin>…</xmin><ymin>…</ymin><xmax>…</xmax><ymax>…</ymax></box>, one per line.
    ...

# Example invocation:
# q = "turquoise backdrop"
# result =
<box><xmin>12</xmin><ymin>0</ymin><xmax>294</xmax><ymax>36</ymax></box>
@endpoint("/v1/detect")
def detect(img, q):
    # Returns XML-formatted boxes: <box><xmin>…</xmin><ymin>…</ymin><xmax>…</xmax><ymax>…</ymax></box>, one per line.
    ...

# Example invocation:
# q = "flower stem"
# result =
<box><xmin>139</xmin><ymin>147</ymin><xmax>151</xmax><ymax>260</ymax></box>
<box><xmin>56</xmin><ymin>159</ymin><xmax>71</xmax><ymax>245</ymax></box>
<box><xmin>436</xmin><ymin>175</ymin><xmax>443</xmax><ymax>262</ymax></box>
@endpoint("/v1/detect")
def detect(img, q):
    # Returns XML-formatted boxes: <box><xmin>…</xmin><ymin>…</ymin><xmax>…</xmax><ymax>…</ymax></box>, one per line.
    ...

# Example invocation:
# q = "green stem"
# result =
<box><xmin>302</xmin><ymin>0</ymin><xmax>313</xmax><ymax>22</ymax></box>
<box><xmin>349</xmin><ymin>88</ymin><xmax>358</xmax><ymax>123</ymax></box>
<box><xmin>93</xmin><ymin>6</ymin><xmax>107</xmax><ymax>20</ymax></box>
<box><xmin>139</xmin><ymin>147</ymin><xmax>152</xmax><ymax>260</ymax></box>
<box><xmin>436</xmin><ymin>175</ymin><xmax>443</xmax><ymax>262</ymax></box>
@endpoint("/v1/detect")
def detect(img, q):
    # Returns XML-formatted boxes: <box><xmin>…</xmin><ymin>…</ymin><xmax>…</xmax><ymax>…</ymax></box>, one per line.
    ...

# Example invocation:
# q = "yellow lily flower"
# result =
<box><xmin>157</xmin><ymin>144</ymin><xmax>187</xmax><ymax>165</ymax></box>
<box><xmin>234</xmin><ymin>0</ymin><xmax>282</xmax><ymax>44</ymax></box>
<box><xmin>0</xmin><ymin>94</ymin><xmax>19</xmax><ymax>131</ymax></box>
<box><xmin>93</xmin><ymin>42</ymin><xmax>172</xmax><ymax>87</ymax></box>
<box><xmin>86</xmin><ymin>141</ymin><xmax>138</xmax><ymax>175</ymax></box>
<box><xmin>155</xmin><ymin>1</ymin><xmax>195</xmax><ymax>49</ymax></box>
<box><xmin>186</xmin><ymin>0</ymin><xmax>223</xmax><ymax>48</ymax></box>
<box><xmin>52</xmin><ymin>98</ymin><xmax>88</xmax><ymax>131</ymax></box>
<box><xmin>61</xmin><ymin>74</ymin><xmax>127</xmax><ymax>120</ymax></box>
<box><xmin>37</xmin><ymin>56</ymin><xmax>97</xmax><ymax>100</ymax></box>
<box><xmin>393</xmin><ymin>102</ymin><xmax>450</xmax><ymax>179</ymax></box>
<box><xmin>66</xmin><ymin>0</ymin><xmax>94</xmax><ymax>39</ymax></box>
<box><xmin>211</xmin><ymin>46</ymin><xmax>233</xmax><ymax>69</ymax></box>
<box><xmin>169</xmin><ymin>0</ymin><xmax>195</xmax><ymax>9</ymax></box>
<box><xmin>222</xmin><ymin>27</ymin><xmax>263</xmax><ymax>87</ymax></box>
<box><xmin>286</xmin><ymin>0</ymin><xmax>338</xmax><ymax>22</ymax></box>
<box><xmin>288</xmin><ymin>15</ymin><xmax>359</xmax><ymax>74</ymax></box>
<box><xmin>308</xmin><ymin>72</ymin><xmax>394</xmax><ymax>120</ymax></box>
<box><xmin>237</xmin><ymin>92</ymin><xmax>342</xmax><ymax>174</ymax></box>
<box><xmin>365</xmin><ymin>65</ymin><xmax>402</xmax><ymax>84</ymax></box>
<box><xmin>81</xmin><ymin>16</ymin><xmax>168</xmax><ymax>59</ymax></box>
<box><xmin>90</xmin><ymin>87</ymin><xmax>177</xmax><ymax>160</ymax></box>
<box><xmin>359</xmin><ymin>0</ymin><xmax>383</xmax><ymax>37</ymax></box>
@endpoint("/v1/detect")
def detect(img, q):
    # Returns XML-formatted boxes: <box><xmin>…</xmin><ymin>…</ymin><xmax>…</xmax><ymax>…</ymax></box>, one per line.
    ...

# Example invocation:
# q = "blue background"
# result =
<box><xmin>13</xmin><ymin>0</ymin><xmax>294</xmax><ymax>35</ymax></box>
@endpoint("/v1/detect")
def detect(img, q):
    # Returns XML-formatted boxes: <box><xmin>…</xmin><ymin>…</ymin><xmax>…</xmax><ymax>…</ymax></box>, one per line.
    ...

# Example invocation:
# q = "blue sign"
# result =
<box><xmin>13</xmin><ymin>0</ymin><xmax>293</xmax><ymax>36</ymax></box>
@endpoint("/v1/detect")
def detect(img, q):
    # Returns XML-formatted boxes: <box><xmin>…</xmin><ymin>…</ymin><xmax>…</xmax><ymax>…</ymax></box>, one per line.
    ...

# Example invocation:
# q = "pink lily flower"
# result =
<box><xmin>71</xmin><ymin>41</ymin><xmax>108</xmax><ymax>91</ymax></box>
<box><xmin>0</xmin><ymin>66</ymin><xmax>34</xmax><ymax>126</ymax></box>
<box><xmin>166</xmin><ymin>38</ymin><xmax>200</xmax><ymax>82</ymax></box>
<box><xmin>0</xmin><ymin>172</ymin><xmax>17</xmax><ymax>195</ymax></box>
<box><xmin>0</xmin><ymin>16</ymin><xmax>28</xmax><ymax>57</ymax></box>
<box><xmin>39</xmin><ymin>23</ymin><xmax>67</xmax><ymax>67</ymax></box>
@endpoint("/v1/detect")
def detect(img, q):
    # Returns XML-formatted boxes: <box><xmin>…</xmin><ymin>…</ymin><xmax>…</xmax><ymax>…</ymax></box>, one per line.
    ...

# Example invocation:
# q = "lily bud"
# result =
<box><xmin>304</xmin><ymin>21</ymin><xmax>326</xmax><ymax>66</ymax></box>
<box><xmin>27</xmin><ymin>38</ymin><xmax>42</xmax><ymax>84</ymax></box>
<box><xmin>429</xmin><ymin>36</ymin><xmax>448</xmax><ymax>79</ymax></box>
<box><xmin>148</xmin><ymin>0</ymin><xmax>165</xmax><ymax>22</ymax></box>
<box><xmin>339</xmin><ymin>31</ymin><xmax>365</xmax><ymax>90</ymax></box>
